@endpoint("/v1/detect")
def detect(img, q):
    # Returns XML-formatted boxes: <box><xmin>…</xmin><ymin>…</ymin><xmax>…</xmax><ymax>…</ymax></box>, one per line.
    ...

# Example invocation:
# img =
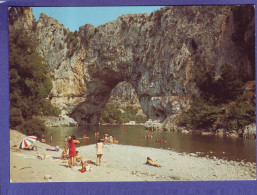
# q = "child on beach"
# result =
<box><xmin>75</xmin><ymin>151</ymin><xmax>84</xmax><ymax>165</ymax></box>
<box><xmin>109</xmin><ymin>136</ymin><xmax>113</xmax><ymax>144</ymax></box>
<box><xmin>41</xmin><ymin>134</ymin><xmax>46</xmax><ymax>143</ymax></box>
<box><xmin>62</xmin><ymin>148</ymin><xmax>69</xmax><ymax>160</ymax></box>
<box><xmin>75</xmin><ymin>151</ymin><xmax>92</xmax><ymax>172</ymax></box>
<box><xmin>65</xmin><ymin>136</ymin><xmax>71</xmax><ymax>149</ymax></box>
<box><xmin>96</xmin><ymin>139</ymin><xmax>104</xmax><ymax>166</ymax></box>
<box><xmin>104</xmin><ymin>133</ymin><xmax>109</xmax><ymax>140</ymax></box>
<box><xmin>64</xmin><ymin>136</ymin><xmax>68</xmax><ymax>148</ymax></box>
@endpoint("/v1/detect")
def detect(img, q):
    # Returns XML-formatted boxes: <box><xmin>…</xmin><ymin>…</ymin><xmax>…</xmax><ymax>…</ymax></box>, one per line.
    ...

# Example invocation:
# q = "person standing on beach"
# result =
<box><xmin>96</xmin><ymin>139</ymin><xmax>104</xmax><ymax>166</ymax></box>
<box><xmin>68</xmin><ymin>135</ymin><xmax>80</xmax><ymax>169</ymax></box>
<box><xmin>50</xmin><ymin>134</ymin><xmax>53</xmax><ymax>144</ymax></box>
<box><xmin>95</xmin><ymin>132</ymin><xmax>99</xmax><ymax>140</ymax></box>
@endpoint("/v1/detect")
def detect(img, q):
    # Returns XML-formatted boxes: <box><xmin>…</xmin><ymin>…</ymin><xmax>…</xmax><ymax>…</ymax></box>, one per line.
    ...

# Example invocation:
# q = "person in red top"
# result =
<box><xmin>68</xmin><ymin>135</ymin><xmax>80</xmax><ymax>168</ymax></box>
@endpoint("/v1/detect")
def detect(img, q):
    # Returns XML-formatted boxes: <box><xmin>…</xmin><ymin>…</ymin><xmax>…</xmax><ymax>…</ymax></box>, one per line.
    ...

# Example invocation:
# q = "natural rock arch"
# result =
<box><xmin>68</xmin><ymin>6</ymin><xmax>254</xmax><ymax>126</ymax></box>
<box><xmin>10</xmin><ymin>6</ymin><xmax>255</xmax><ymax>126</ymax></box>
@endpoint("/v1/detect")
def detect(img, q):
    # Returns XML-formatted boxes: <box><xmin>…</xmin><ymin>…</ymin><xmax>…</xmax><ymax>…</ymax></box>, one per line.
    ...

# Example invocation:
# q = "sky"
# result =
<box><xmin>33</xmin><ymin>6</ymin><xmax>163</xmax><ymax>32</ymax></box>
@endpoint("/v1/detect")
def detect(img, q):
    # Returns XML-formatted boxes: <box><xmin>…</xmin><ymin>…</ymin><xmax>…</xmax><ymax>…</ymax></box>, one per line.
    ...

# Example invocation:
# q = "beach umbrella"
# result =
<box><xmin>19</xmin><ymin>136</ymin><xmax>37</xmax><ymax>149</ymax></box>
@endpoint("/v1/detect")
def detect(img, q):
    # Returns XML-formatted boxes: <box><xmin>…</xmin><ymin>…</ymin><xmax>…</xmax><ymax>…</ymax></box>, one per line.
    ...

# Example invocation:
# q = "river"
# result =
<box><xmin>46</xmin><ymin>125</ymin><xmax>256</xmax><ymax>162</ymax></box>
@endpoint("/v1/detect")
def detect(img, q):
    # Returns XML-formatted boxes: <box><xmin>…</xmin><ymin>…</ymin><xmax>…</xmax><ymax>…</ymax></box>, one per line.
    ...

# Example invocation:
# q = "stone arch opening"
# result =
<box><xmin>100</xmin><ymin>81</ymin><xmax>147</xmax><ymax>125</ymax></box>
<box><xmin>69</xmin><ymin>69</ymin><xmax>124</xmax><ymax>126</ymax></box>
<box><xmin>69</xmin><ymin>75</ymin><xmax>148</xmax><ymax>126</ymax></box>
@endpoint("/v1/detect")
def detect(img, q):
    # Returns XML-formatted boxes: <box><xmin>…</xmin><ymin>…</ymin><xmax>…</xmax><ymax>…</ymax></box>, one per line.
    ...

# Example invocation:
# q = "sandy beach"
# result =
<box><xmin>10</xmin><ymin>130</ymin><xmax>256</xmax><ymax>182</ymax></box>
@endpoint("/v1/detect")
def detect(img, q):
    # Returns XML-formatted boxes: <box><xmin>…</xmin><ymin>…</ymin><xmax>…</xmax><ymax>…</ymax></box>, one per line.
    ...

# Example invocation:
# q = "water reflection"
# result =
<box><xmin>45</xmin><ymin>125</ymin><xmax>256</xmax><ymax>162</ymax></box>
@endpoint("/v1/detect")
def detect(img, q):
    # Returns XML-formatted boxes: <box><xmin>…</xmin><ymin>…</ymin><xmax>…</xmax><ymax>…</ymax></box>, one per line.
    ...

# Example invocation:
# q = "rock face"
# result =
<box><xmin>242</xmin><ymin>123</ymin><xmax>256</xmax><ymax>139</ymax></box>
<box><xmin>9</xmin><ymin>6</ymin><xmax>255</xmax><ymax>126</ymax></box>
<box><xmin>109</xmin><ymin>82</ymin><xmax>140</xmax><ymax>106</ymax></box>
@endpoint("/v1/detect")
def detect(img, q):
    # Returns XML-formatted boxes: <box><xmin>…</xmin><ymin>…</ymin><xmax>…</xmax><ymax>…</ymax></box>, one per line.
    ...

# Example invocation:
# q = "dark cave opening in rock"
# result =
<box><xmin>69</xmin><ymin>79</ymin><xmax>151</xmax><ymax>126</ymax></box>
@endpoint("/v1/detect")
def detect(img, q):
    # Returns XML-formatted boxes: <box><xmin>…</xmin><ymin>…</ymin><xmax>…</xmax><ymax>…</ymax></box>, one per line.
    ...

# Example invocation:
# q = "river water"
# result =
<box><xmin>46</xmin><ymin>125</ymin><xmax>256</xmax><ymax>162</ymax></box>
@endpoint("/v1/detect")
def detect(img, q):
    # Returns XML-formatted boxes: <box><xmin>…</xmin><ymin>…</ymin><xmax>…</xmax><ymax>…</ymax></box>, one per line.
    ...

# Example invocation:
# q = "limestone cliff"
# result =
<box><xmin>9</xmin><ymin>6</ymin><xmax>255</xmax><ymax>126</ymax></box>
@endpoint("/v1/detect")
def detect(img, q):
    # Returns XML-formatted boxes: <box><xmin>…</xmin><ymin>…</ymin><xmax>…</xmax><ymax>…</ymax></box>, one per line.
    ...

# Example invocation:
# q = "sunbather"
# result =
<box><xmin>46</xmin><ymin>146</ymin><xmax>59</xmax><ymax>151</ymax></box>
<box><xmin>146</xmin><ymin>157</ymin><xmax>161</xmax><ymax>167</ymax></box>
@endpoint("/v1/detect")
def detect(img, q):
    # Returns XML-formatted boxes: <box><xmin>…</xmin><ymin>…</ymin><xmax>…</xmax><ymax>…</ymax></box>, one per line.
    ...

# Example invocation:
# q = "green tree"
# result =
<box><xmin>178</xmin><ymin>99</ymin><xmax>222</xmax><ymax>130</ymax></box>
<box><xmin>212</xmin><ymin>64</ymin><xmax>243</xmax><ymax>104</ymax></box>
<box><xmin>226</xmin><ymin>97</ymin><xmax>256</xmax><ymax>130</ymax></box>
<box><xmin>179</xmin><ymin>62</ymin><xmax>253</xmax><ymax>131</ymax></box>
<box><xmin>100</xmin><ymin>104</ymin><xmax>147</xmax><ymax>124</ymax></box>
<box><xmin>20</xmin><ymin>118</ymin><xmax>46</xmax><ymax>138</ymax></box>
<box><xmin>100</xmin><ymin>104</ymin><xmax>123</xmax><ymax>123</ymax></box>
<box><xmin>193</xmin><ymin>63</ymin><xmax>243</xmax><ymax>105</ymax></box>
<box><xmin>9</xmin><ymin>28</ymin><xmax>60</xmax><ymax>131</ymax></box>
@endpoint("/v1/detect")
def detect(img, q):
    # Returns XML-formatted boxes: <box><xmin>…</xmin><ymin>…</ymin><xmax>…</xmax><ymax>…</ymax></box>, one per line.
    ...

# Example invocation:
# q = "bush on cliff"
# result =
<box><xmin>65</xmin><ymin>31</ymin><xmax>80</xmax><ymax>57</ymax></box>
<box><xmin>178</xmin><ymin>99</ymin><xmax>222</xmax><ymax>129</ymax></box>
<box><xmin>225</xmin><ymin>97</ymin><xmax>256</xmax><ymax>130</ymax></box>
<box><xmin>100</xmin><ymin>104</ymin><xmax>147</xmax><ymax>124</ymax></box>
<box><xmin>100</xmin><ymin>104</ymin><xmax>123</xmax><ymax>124</ymax></box>
<box><xmin>193</xmin><ymin>63</ymin><xmax>243</xmax><ymax>105</ymax></box>
<box><xmin>9</xmin><ymin>28</ymin><xmax>61</xmax><ymax>132</ymax></box>
<box><xmin>179</xmin><ymin>62</ymin><xmax>254</xmax><ymax>131</ymax></box>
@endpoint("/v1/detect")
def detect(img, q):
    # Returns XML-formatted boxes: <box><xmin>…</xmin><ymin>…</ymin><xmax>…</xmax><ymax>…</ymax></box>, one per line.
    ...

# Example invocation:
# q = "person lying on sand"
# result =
<box><xmin>46</xmin><ymin>146</ymin><xmax>59</xmax><ymax>152</ymax></box>
<box><xmin>24</xmin><ymin>145</ymin><xmax>37</xmax><ymax>151</ymax></box>
<box><xmin>146</xmin><ymin>157</ymin><xmax>161</xmax><ymax>167</ymax></box>
<box><xmin>37</xmin><ymin>153</ymin><xmax>46</xmax><ymax>160</ymax></box>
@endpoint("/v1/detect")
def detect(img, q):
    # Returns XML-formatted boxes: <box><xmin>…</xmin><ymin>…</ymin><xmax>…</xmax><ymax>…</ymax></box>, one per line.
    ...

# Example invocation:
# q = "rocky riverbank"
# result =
<box><xmin>35</xmin><ymin>115</ymin><xmax>77</xmax><ymax>127</ymax></box>
<box><xmin>145</xmin><ymin>119</ymin><xmax>256</xmax><ymax>139</ymax></box>
<box><xmin>10</xmin><ymin>129</ymin><xmax>256</xmax><ymax>182</ymax></box>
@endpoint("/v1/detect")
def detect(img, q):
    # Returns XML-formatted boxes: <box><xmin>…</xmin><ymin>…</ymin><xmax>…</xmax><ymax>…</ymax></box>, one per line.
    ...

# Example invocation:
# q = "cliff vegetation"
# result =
<box><xmin>9</xmin><ymin>27</ymin><xmax>61</xmax><ymax>136</ymax></box>
<box><xmin>100</xmin><ymin>104</ymin><xmax>147</xmax><ymax>124</ymax></box>
<box><xmin>178</xmin><ymin>63</ymin><xmax>256</xmax><ymax>133</ymax></box>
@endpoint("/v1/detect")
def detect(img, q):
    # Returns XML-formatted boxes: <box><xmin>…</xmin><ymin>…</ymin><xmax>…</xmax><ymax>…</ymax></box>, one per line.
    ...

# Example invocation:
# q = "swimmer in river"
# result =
<box><xmin>156</xmin><ymin>139</ymin><xmax>166</xmax><ymax>143</ymax></box>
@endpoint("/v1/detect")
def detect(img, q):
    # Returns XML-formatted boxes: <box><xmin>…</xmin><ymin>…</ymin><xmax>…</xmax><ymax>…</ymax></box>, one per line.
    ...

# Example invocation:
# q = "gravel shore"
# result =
<box><xmin>10</xmin><ymin>130</ymin><xmax>256</xmax><ymax>182</ymax></box>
